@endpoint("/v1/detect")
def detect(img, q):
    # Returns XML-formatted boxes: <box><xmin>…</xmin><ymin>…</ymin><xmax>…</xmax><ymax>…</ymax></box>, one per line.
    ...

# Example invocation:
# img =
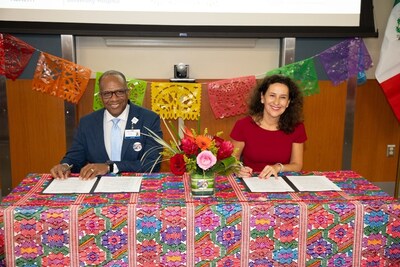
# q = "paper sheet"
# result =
<box><xmin>286</xmin><ymin>175</ymin><xmax>342</xmax><ymax>191</ymax></box>
<box><xmin>94</xmin><ymin>176</ymin><xmax>143</xmax><ymax>193</ymax></box>
<box><xmin>43</xmin><ymin>177</ymin><xmax>97</xmax><ymax>194</ymax></box>
<box><xmin>242</xmin><ymin>176</ymin><xmax>295</xmax><ymax>192</ymax></box>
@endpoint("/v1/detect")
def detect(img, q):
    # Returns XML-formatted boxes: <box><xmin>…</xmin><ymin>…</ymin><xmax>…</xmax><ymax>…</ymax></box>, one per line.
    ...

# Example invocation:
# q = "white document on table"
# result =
<box><xmin>43</xmin><ymin>177</ymin><xmax>97</xmax><ymax>194</ymax></box>
<box><xmin>286</xmin><ymin>175</ymin><xmax>342</xmax><ymax>191</ymax></box>
<box><xmin>242</xmin><ymin>176</ymin><xmax>295</xmax><ymax>192</ymax></box>
<box><xmin>93</xmin><ymin>176</ymin><xmax>143</xmax><ymax>193</ymax></box>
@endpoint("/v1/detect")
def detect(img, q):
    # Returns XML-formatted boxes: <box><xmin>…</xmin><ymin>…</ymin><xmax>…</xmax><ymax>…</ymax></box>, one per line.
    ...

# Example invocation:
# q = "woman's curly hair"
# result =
<box><xmin>248</xmin><ymin>74</ymin><xmax>304</xmax><ymax>134</ymax></box>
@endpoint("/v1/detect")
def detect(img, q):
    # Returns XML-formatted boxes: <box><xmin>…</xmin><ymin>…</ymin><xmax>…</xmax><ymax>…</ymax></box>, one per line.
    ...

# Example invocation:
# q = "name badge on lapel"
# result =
<box><xmin>125</xmin><ymin>116</ymin><xmax>140</xmax><ymax>139</ymax></box>
<box><xmin>125</xmin><ymin>129</ymin><xmax>140</xmax><ymax>139</ymax></box>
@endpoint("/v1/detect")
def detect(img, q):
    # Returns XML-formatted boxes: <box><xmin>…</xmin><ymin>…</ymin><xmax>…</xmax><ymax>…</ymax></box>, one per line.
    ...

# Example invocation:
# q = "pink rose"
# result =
<box><xmin>196</xmin><ymin>150</ymin><xmax>217</xmax><ymax>170</ymax></box>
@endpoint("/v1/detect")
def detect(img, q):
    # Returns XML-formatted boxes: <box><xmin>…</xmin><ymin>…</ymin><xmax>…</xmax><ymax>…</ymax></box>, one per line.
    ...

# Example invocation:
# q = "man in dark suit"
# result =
<box><xmin>50</xmin><ymin>70</ymin><xmax>163</xmax><ymax>179</ymax></box>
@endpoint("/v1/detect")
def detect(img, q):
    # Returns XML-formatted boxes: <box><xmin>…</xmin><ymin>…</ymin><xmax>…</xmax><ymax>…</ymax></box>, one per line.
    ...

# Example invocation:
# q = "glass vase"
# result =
<box><xmin>189</xmin><ymin>172</ymin><xmax>215</xmax><ymax>196</ymax></box>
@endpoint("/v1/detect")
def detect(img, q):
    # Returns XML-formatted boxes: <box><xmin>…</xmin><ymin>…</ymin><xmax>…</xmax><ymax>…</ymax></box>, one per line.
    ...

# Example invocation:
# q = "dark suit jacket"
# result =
<box><xmin>61</xmin><ymin>101</ymin><xmax>163</xmax><ymax>173</ymax></box>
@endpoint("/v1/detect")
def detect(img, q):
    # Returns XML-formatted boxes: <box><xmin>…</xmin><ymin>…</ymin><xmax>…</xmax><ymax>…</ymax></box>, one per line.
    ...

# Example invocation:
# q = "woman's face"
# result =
<box><xmin>261</xmin><ymin>82</ymin><xmax>290</xmax><ymax>119</ymax></box>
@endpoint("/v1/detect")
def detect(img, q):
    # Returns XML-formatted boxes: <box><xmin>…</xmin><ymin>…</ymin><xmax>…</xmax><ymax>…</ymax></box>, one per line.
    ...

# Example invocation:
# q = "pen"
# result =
<box><xmin>238</xmin><ymin>162</ymin><xmax>254</xmax><ymax>177</ymax></box>
<box><xmin>62</xmin><ymin>163</ymin><xmax>73</xmax><ymax>172</ymax></box>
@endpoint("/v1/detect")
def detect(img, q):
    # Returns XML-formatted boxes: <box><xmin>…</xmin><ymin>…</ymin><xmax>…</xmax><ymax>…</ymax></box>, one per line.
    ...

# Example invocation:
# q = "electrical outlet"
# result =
<box><xmin>386</xmin><ymin>144</ymin><xmax>395</xmax><ymax>157</ymax></box>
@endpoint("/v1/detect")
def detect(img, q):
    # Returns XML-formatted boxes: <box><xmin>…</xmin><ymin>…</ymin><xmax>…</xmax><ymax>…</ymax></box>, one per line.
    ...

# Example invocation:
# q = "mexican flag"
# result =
<box><xmin>375</xmin><ymin>0</ymin><xmax>400</xmax><ymax>123</ymax></box>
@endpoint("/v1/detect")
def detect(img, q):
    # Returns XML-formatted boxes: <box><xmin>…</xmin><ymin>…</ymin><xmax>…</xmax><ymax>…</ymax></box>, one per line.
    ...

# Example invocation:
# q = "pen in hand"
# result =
<box><xmin>63</xmin><ymin>163</ymin><xmax>73</xmax><ymax>172</ymax></box>
<box><xmin>52</xmin><ymin>163</ymin><xmax>73</xmax><ymax>179</ymax></box>
<box><xmin>243</xmin><ymin>166</ymin><xmax>253</xmax><ymax>176</ymax></box>
<box><xmin>238</xmin><ymin>162</ymin><xmax>253</xmax><ymax>178</ymax></box>
<box><xmin>62</xmin><ymin>164</ymin><xmax>73</xmax><ymax>179</ymax></box>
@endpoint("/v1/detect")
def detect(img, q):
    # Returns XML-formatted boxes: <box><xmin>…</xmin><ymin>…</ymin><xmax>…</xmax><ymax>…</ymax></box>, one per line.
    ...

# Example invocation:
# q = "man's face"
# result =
<box><xmin>99</xmin><ymin>75</ymin><xmax>129</xmax><ymax>117</ymax></box>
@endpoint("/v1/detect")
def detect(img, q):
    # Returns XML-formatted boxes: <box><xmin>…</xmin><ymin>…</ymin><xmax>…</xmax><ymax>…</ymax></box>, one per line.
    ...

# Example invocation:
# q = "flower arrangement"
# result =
<box><xmin>144</xmin><ymin>121</ymin><xmax>241</xmax><ymax>178</ymax></box>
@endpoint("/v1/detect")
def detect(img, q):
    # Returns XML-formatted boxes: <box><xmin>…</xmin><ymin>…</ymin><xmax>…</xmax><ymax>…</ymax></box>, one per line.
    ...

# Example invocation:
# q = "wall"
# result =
<box><xmin>76</xmin><ymin>37</ymin><xmax>280</xmax><ymax>80</ymax></box>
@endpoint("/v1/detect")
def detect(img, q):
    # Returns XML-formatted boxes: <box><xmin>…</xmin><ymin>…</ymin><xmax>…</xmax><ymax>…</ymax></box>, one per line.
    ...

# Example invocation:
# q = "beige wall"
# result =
<box><xmin>76</xmin><ymin>38</ymin><xmax>280</xmax><ymax>80</ymax></box>
<box><xmin>76</xmin><ymin>0</ymin><xmax>392</xmax><ymax>81</ymax></box>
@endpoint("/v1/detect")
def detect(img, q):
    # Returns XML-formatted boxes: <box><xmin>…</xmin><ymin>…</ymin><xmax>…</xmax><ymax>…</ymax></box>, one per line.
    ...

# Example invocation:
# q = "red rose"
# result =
<box><xmin>217</xmin><ymin>140</ymin><xmax>234</xmax><ymax>160</ymax></box>
<box><xmin>180</xmin><ymin>137</ymin><xmax>198</xmax><ymax>155</ymax></box>
<box><xmin>170</xmin><ymin>154</ymin><xmax>186</xmax><ymax>175</ymax></box>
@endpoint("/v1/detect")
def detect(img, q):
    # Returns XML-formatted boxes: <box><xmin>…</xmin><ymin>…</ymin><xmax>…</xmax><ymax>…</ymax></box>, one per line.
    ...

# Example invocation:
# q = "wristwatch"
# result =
<box><xmin>106</xmin><ymin>160</ymin><xmax>114</xmax><ymax>173</ymax></box>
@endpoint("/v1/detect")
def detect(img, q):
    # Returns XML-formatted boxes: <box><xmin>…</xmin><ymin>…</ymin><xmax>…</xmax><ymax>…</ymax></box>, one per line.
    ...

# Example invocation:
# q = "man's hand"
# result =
<box><xmin>79</xmin><ymin>163</ymin><xmax>109</xmax><ymax>180</ymax></box>
<box><xmin>50</xmin><ymin>163</ymin><xmax>72</xmax><ymax>179</ymax></box>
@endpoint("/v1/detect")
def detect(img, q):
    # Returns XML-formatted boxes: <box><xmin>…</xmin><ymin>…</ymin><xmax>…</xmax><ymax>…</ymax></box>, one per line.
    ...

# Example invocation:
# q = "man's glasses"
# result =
<box><xmin>100</xmin><ymin>89</ymin><xmax>129</xmax><ymax>99</ymax></box>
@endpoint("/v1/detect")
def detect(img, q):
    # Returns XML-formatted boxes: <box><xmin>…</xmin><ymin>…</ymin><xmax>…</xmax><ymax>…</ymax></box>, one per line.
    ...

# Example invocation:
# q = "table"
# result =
<box><xmin>0</xmin><ymin>171</ymin><xmax>399</xmax><ymax>266</ymax></box>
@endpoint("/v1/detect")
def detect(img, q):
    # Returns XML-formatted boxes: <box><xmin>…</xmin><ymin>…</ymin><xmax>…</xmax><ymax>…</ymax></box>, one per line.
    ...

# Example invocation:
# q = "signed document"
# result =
<box><xmin>94</xmin><ymin>176</ymin><xmax>143</xmax><ymax>193</ymax></box>
<box><xmin>43</xmin><ymin>177</ymin><xmax>97</xmax><ymax>194</ymax></box>
<box><xmin>242</xmin><ymin>175</ymin><xmax>341</xmax><ymax>192</ymax></box>
<box><xmin>286</xmin><ymin>175</ymin><xmax>342</xmax><ymax>191</ymax></box>
<box><xmin>242</xmin><ymin>176</ymin><xmax>295</xmax><ymax>192</ymax></box>
<box><xmin>43</xmin><ymin>176</ymin><xmax>143</xmax><ymax>194</ymax></box>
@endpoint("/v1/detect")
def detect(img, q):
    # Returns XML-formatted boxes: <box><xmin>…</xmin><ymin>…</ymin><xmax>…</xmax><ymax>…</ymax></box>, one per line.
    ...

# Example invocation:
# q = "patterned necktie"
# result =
<box><xmin>111</xmin><ymin>118</ymin><xmax>122</xmax><ymax>161</ymax></box>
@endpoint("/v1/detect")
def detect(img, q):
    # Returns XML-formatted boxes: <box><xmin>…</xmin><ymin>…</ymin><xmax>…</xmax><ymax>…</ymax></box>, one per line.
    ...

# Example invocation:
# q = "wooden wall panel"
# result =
<box><xmin>302</xmin><ymin>81</ymin><xmax>348</xmax><ymax>171</ymax></box>
<box><xmin>352</xmin><ymin>80</ymin><xmax>400</xmax><ymax>182</ymax></box>
<box><xmin>7</xmin><ymin>80</ymin><xmax>66</xmax><ymax>187</ymax></box>
<box><xmin>77</xmin><ymin>79</ymin><xmax>96</xmax><ymax>119</ymax></box>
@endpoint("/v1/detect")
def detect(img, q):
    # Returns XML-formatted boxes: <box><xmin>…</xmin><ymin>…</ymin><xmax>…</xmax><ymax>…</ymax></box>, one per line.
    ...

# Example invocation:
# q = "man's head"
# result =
<box><xmin>98</xmin><ymin>70</ymin><xmax>130</xmax><ymax>117</ymax></box>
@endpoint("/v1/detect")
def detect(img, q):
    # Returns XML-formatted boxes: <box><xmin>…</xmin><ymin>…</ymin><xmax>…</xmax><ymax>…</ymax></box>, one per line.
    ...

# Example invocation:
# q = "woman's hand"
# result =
<box><xmin>237</xmin><ymin>166</ymin><xmax>253</xmax><ymax>178</ymax></box>
<box><xmin>258</xmin><ymin>164</ymin><xmax>280</xmax><ymax>179</ymax></box>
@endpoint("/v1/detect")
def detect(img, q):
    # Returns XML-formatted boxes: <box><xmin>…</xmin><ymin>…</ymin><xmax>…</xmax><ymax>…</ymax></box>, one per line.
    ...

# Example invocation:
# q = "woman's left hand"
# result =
<box><xmin>258</xmin><ymin>165</ymin><xmax>279</xmax><ymax>179</ymax></box>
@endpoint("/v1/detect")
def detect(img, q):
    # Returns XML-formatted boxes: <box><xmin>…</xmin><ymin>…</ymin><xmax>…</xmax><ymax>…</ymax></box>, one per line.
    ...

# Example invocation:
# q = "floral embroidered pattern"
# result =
<box><xmin>0</xmin><ymin>171</ymin><xmax>399</xmax><ymax>266</ymax></box>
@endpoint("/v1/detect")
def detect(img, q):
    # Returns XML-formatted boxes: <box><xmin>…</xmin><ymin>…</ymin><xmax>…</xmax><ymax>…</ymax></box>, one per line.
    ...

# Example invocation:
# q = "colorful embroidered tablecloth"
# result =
<box><xmin>0</xmin><ymin>171</ymin><xmax>399</xmax><ymax>266</ymax></box>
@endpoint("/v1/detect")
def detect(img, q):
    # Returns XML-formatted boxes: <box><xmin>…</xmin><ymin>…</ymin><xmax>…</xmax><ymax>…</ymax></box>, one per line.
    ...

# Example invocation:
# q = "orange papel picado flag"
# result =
<box><xmin>32</xmin><ymin>52</ymin><xmax>91</xmax><ymax>103</ymax></box>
